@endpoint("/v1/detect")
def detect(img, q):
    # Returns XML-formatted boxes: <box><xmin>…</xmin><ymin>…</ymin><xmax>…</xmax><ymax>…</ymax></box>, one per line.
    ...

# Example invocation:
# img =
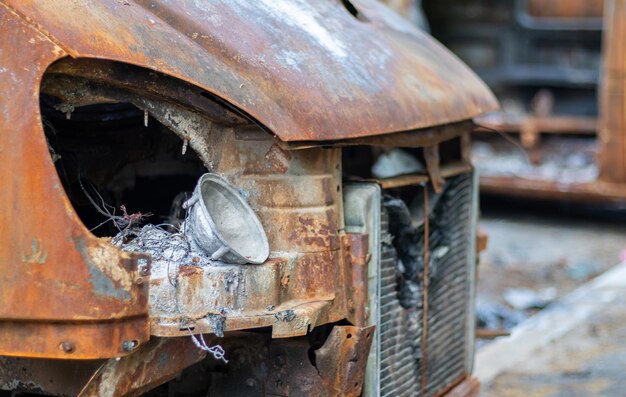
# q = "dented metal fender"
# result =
<box><xmin>0</xmin><ymin>6</ymin><xmax>151</xmax><ymax>359</ymax></box>
<box><xmin>2</xmin><ymin>0</ymin><xmax>496</xmax><ymax>142</ymax></box>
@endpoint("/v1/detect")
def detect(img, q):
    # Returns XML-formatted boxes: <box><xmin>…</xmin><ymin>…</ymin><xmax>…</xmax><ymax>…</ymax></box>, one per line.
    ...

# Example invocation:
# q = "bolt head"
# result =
<box><xmin>122</xmin><ymin>340</ymin><xmax>138</xmax><ymax>352</ymax></box>
<box><xmin>59</xmin><ymin>341</ymin><xmax>74</xmax><ymax>353</ymax></box>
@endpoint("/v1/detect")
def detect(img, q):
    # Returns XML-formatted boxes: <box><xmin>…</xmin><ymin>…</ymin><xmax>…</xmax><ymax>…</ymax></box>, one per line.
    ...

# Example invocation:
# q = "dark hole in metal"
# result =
<box><xmin>341</xmin><ymin>0</ymin><xmax>360</xmax><ymax>19</ymax></box>
<box><xmin>307</xmin><ymin>346</ymin><xmax>317</xmax><ymax>367</ymax></box>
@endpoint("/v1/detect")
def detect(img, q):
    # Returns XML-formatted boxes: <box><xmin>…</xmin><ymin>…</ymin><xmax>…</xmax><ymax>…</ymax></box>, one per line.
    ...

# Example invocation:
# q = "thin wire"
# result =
<box><xmin>474</xmin><ymin>123</ymin><xmax>531</xmax><ymax>165</ymax></box>
<box><xmin>89</xmin><ymin>217</ymin><xmax>114</xmax><ymax>232</ymax></box>
<box><xmin>186</xmin><ymin>327</ymin><xmax>228</xmax><ymax>363</ymax></box>
<box><xmin>77</xmin><ymin>173</ymin><xmax>124</xmax><ymax>232</ymax></box>
<box><xmin>154</xmin><ymin>223</ymin><xmax>180</xmax><ymax>231</ymax></box>
<box><xmin>113</xmin><ymin>199</ymin><xmax>227</xmax><ymax>363</ymax></box>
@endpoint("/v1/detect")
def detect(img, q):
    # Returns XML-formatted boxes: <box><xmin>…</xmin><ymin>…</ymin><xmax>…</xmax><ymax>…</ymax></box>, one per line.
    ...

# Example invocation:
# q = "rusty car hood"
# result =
<box><xmin>3</xmin><ymin>0</ymin><xmax>497</xmax><ymax>142</ymax></box>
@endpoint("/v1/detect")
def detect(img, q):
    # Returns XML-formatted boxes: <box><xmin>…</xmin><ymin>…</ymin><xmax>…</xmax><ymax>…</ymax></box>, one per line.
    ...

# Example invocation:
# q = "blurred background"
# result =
<box><xmin>383</xmin><ymin>1</ymin><xmax>626</xmax><ymax>395</ymax></box>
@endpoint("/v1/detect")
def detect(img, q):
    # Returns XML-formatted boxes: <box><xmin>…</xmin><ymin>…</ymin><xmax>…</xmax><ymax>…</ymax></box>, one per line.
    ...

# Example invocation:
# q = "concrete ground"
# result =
<box><xmin>478</xmin><ymin>198</ymin><xmax>626</xmax><ymax>308</ymax></box>
<box><xmin>477</xmin><ymin>261</ymin><xmax>626</xmax><ymax>396</ymax></box>
<box><xmin>475</xmin><ymin>198</ymin><xmax>626</xmax><ymax>396</ymax></box>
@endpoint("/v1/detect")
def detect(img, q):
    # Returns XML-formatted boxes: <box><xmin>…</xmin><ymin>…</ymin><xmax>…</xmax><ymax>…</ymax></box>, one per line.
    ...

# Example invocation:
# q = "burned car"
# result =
<box><xmin>0</xmin><ymin>1</ymin><xmax>496</xmax><ymax>396</ymax></box>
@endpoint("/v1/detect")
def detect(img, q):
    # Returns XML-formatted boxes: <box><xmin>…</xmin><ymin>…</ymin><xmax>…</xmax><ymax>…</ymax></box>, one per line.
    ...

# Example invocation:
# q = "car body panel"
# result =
<box><xmin>3</xmin><ymin>0</ymin><xmax>496</xmax><ymax>142</ymax></box>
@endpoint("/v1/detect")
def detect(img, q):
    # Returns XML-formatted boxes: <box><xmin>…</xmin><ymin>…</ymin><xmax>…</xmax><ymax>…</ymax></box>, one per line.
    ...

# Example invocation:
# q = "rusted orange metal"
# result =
<box><xmin>420</xmin><ymin>185</ymin><xmax>431</xmax><ymax>395</ymax></box>
<box><xmin>0</xmin><ymin>5</ymin><xmax>150</xmax><ymax>359</ymax></box>
<box><xmin>178</xmin><ymin>126</ymin><xmax>350</xmax><ymax>339</ymax></box>
<box><xmin>599</xmin><ymin>0</ymin><xmax>626</xmax><ymax>183</ymax></box>
<box><xmin>477</xmin><ymin>228</ymin><xmax>489</xmax><ymax>255</ymax></box>
<box><xmin>0</xmin><ymin>0</ymin><xmax>495</xmax><ymax>394</ymax></box>
<box><xmin>30</xmin><ymin>57</ymin><xmax>478</xmax><ymax>348</ymax></box>
<box><xmin>342</xmin><ymin>234</ymin><xmax>370</xmax><ymax>327</ymax></box>
<box><xmin>526</xmin><ymin>0</ymin><xmax>604</xmax><ymax>19</ymax></box>
<box><xmin>1</xmin><ymin>338</ymin><xmax>206</xmax><ymax>396</ymax></box>
<box><xmin>0</xmin><ymin>0</ymin><xmax>494</xmax><ymax>359</ymax></box>
<box><xmin>315</xmin><ymin>325</ymin><xmax>375</xmax><ymax>397</ymax></box>
<box><xmin>78</xmin><ymin>337</ymin><xmax>206</xmax><ymax>397</ymax></box>
<box><xmin>1</xmin><ymin>0</ymin><xmax>496</xmax><ymax>143</ymax></box>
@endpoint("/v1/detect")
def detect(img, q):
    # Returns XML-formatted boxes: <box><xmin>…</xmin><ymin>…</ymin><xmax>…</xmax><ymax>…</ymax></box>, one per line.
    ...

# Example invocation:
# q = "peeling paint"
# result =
<box><xmin>73</xmin><ymin>237</ymin><xmax>132</xmax><ymax>301</ymax></box>
<box><xmin>87</xmin><ymin>263</ymin><xmax>131</xmax><ymax>301</ymax></box>
<box><xmin>22</xmin><ymin>238</ymin><xmax>47</xmax><ymax>264</ymax></box>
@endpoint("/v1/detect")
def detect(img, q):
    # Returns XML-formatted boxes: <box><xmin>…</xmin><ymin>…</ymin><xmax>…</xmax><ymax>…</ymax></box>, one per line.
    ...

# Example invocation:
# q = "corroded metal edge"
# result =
<box><xmin>0</xmin><ymin>5</ymin><xmax>150</xmax><ymax>360</ymax></box>
<box><xmin>4</xmin><ymin>0</ymin><xmax>497</xmax><ymax>142</ymax></box>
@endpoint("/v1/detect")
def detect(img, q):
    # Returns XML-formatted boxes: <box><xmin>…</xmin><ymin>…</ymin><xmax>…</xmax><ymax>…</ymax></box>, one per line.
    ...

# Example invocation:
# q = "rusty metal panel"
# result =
<box><xmin>2</xmin><ymin>0</ymin><xmax>497</xmax><ymax>143</ymax></box>
<box><xmin>315</xmin><ymin>325</ymin><xmax>375</xmax><ymax>397</ymax></box>
<box><xmin>0</xmin><ymin>5</ymin><xmax>149</xmax><ymax>359</ymax></box>
<box><xmin>144</xmin><ymin>126</ymin><xmax>355</xmax><ymax>339</ymax></box>
<box><xmin>342</xmin><ymin>234</ymin><xmax>370</xmax><ymax>327</ymax></box>
<box><xmin>77</xmin><ymin>338</ymin><xmax>206</xmax><ymax>397</ymax></box>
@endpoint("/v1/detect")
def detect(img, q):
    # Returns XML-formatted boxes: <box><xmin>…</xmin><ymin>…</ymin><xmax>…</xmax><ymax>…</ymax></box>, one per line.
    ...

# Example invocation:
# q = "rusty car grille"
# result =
<box><xmin>379</xmin><ymin>173</ymin><xmax>476</xmax><ymax>397</ymax></box>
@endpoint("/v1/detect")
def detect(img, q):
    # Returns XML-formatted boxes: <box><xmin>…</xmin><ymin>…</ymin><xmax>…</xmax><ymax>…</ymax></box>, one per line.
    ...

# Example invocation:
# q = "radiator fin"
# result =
<box><xmin>379</xmin><ymin>173</ymin><xmax>473</xmax><ymax>397</ymax></box>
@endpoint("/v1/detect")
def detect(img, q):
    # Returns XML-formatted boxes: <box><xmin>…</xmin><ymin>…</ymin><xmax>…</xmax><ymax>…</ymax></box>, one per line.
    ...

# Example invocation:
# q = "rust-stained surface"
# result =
<box><xmin>599</xmin><ymin>0</ymin><xmax>626</xmax><ymax>183</ymax></box>
<box><xmin>315</xmin><ymin>325</ymin><xmax>375</xmax><ymax>397</ymax></box>
<box><xmin>424</xmin><ymin>144</ymin><xmax>445</xmax><ymax>193</ymax></box>
<box><xmin>342</xmin><ymin>234</ymin><xmax>370</xmax><ymax>327</ymax></box>
<box><xmin>0</xmin><ymin>318</ymin><xmax>149</xmax><ymax>360</ymax></box>
<box><xmin>78</xmin><ymin>337</ymin><xmax>206</xmax><ymax>397</ymax></box>
<box><xmin>374</xmin><ymin>162</ymin><xmax>471</xmax><ymax>190</ymax></box>
<box><xmin>2</xmin><ymin>0</ymin><xmax>496</xmax><ymax>143</ymax></box>
<box><xmin>421</xmin><ymin>185</ymin><xmax>431</xmax><ymax>395</ymax></box>
<box><xmin>285</xmin><ymin>121</ymin><xmax>476</xmax><ymax>150</ymax></box>
<box><xmin>149</xmin><ymin>125</ymin><xmax>350</xmax><ymax>339</ymax></box>
<box><xmin>0</xmin><ymin>0</ymin><xmax>495</xmax><ymax>360</ymax></box>
<box><xmin>0</xmin><ymin>6</ymin><xmax>150</xmax><ymax>359</ymax></box>
<box><xmin>0</xmin><ymin>0</ymin><xmax>491</xmax><ymax>393</ymax></box>
<box><xmin>0</xmin><ymin>41</ymin><xmax>476</xmax><ymax>364</ymax></box>
<box><xmin>526</xmin><ymin>0</ymin><xmax>604</xmax><ymax>19</ymax></box>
